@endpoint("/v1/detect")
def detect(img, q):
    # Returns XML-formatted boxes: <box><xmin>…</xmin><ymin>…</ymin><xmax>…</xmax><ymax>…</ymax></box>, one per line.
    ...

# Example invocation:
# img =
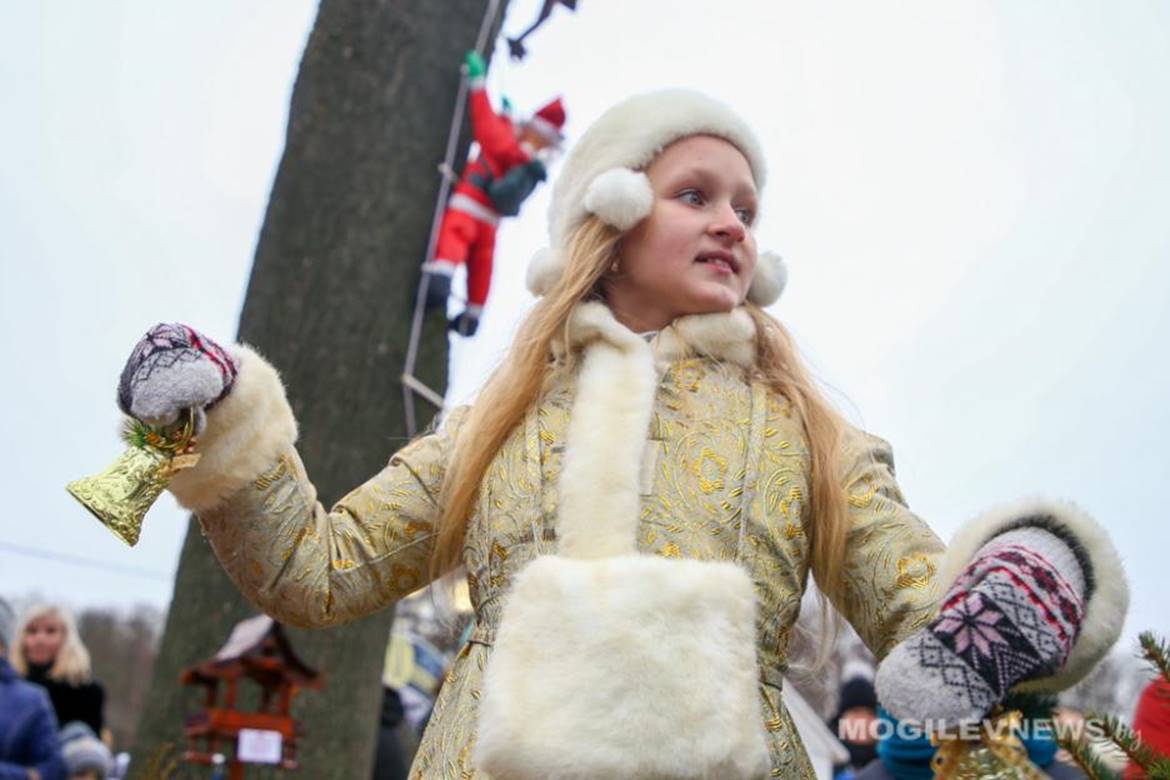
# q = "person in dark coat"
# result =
<box><xmin>0</xmin><ymin>597</ymin><xmax>67</xmax><ymax>780</ymax></box>
<box><xmin>829</xmin><ymin>669</ymin><xmax>880</xmax><ymax>779</ymax></box>
<box><xmin>371</xmin><ymin>687</ymin><xmax>413</xmax><ymax>780</ymax></box>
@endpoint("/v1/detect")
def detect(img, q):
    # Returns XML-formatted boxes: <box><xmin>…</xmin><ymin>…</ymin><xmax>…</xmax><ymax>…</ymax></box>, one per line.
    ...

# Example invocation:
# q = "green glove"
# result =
<box><xmin>464</xmin><ymin>50</ymin><xmax>486</xmax><ymax>80</ymax></box>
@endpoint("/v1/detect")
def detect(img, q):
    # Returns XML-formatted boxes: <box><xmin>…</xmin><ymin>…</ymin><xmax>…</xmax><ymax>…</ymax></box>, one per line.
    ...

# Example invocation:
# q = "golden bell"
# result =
<box><xmin>67</xmin><ymin>413</ymin><xmax>200</xmax><ymax>547</ymax></box>
<box><xmin>932</xmin><ymin>711</ymin><xmax>1050</xmax><ymax>780</ymax></box>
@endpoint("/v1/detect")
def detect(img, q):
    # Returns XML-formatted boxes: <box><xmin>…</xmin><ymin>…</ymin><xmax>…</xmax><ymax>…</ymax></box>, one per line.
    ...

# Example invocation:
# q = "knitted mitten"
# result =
<box><xmin>876</xmin><ymin>526</ymin><xmax>1088</xmax><ymax>724</ymax></box>
<box><xmin>117</xmin><ymin>323</ymin><xmax>238</xmax><ymax>434</ymax></box>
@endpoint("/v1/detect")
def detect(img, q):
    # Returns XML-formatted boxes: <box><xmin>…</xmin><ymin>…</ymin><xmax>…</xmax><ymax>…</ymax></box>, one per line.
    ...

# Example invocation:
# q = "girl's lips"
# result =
<box><xmin>695</xmin><ymin>250</ymin><xmax>739</xmax><ymax>274</ymax></box>
<box><xmin>698</xmin><ymin>259</ymin><xmax>735</xmax><ymax>275</ymax></box>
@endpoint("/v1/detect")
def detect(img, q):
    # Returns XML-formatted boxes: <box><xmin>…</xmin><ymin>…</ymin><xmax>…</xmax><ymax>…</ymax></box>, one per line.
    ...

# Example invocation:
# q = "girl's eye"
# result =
<box><xmin>678</xmin><ymin>189</ymin><xmax>705</xmax><ymax>206</ymax></box>
<box><xmin>735</xmin><ymin>207</ymin><xmax>754</xmax><ymax>225</ymax></box>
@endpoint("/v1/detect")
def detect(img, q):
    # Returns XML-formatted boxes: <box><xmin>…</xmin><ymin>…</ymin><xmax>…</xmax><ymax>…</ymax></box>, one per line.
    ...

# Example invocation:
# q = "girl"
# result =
<box><xmin>12</xmin><ymin>605</ymin><xmax>106</xmax><ymax>740</ymax></box>
<box><xmin>116</xmin><ymin>90</ymin><xmax>1128</xmax><ymax>778</ymax></box>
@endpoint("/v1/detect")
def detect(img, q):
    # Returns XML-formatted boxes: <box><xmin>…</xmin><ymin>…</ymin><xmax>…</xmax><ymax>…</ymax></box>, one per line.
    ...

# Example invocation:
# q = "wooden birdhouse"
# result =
<box><xmin>179</xmin><ymin>615</ymin><xmax>323</xmax><ymax>778</ymax></box>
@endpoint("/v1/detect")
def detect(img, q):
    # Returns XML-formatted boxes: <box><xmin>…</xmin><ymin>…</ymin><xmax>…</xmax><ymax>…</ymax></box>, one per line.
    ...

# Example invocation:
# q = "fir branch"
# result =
<box><xmin>1139</xmin><ymin>631</ymin><xmax>1170</xmax><ymax>685</ymax></box>
<box><xmin>1056</xmin><ymin>726</ymin><xmax>1118</xmax><ymax>780</ymax></box>
<box><xmin>1098</xmin><ymin>713</ymin><xmax>1161</xmax><ymax>770</ymax></box>
<box><xmin>1147</xmin><ymin>758</ymin><xmax>1170</xmax><ymax>780</ymax></box>
<box><xmin>1003</xmin><ymin>691</ymin><xmax>1058</xmax><ymax>720</ymax></box>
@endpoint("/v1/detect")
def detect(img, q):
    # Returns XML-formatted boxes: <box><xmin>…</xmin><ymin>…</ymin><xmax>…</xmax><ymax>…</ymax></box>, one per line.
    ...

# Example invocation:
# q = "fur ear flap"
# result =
<box><xmin>583</xmin><ymin>168</ymin><xmax>654</xmax><ymax>231</ymax></box>
<box><xmin>747</xmin><ymin>250</ymin><xmax>787</xmax><ymax>306</ymax></box>
<box><xmin>526</xmin><ymin>247</ymin><xmax>565</xmax><ymax>296</ymax></box>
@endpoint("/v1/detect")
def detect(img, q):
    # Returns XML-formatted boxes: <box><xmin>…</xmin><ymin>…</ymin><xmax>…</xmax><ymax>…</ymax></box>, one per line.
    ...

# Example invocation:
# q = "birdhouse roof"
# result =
<box><xmin>181</xmin><ymin>614</ymin><xmax>321</xmax><ymax>687</ymax></box>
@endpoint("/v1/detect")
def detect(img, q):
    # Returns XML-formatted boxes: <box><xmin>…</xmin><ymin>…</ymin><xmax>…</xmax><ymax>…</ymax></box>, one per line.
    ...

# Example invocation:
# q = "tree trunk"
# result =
<box><xmin>130</xmin><ymin>1</ymin><xmax>509</xmax><ymax>777</ymax></box>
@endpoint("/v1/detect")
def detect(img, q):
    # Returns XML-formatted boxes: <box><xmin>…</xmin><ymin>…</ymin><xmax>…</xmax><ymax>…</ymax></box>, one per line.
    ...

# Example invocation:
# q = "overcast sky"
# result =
<box><xmin>2</xmin><ymin>1</ymin><xmax>1167</xmax><ymax>653</ymax></box>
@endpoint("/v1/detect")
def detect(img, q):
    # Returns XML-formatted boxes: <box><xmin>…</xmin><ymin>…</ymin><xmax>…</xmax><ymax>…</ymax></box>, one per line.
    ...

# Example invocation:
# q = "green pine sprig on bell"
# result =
<box><xmin>121</xmin><ymin>417</ymin><xmax>152</xmax><ymax>449</ymax></box>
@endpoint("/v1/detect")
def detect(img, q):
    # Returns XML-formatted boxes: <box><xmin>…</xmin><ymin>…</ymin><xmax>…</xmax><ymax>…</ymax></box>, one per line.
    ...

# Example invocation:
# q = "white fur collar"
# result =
<box><xmin>553</xmin><ymin>302</ymin><xmax>758</xmax><ymax>560</ymax></box>
<box><xmin>561</xmin><ymin>301</ymin><xmax>758</xmax><ymax>373</ymax></box>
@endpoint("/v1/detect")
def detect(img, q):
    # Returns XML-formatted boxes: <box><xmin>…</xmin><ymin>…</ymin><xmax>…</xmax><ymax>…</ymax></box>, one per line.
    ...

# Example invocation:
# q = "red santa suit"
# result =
<box><xmin>424</xmin><ymin>85</ymin><xmax>565</xmax><ymax>322</ymax></box>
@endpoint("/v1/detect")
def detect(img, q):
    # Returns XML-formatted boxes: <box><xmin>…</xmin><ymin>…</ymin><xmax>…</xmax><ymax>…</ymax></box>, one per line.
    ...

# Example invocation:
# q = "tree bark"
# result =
<box><xmin>130</xmin><ymin>1</ymin><xmax>509</xmax><ymax>776</ymax></box>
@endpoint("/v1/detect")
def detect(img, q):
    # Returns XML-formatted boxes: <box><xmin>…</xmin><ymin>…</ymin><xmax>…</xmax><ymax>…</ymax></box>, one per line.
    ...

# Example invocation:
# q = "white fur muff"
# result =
<box><xmin>474</xmin><ymin>555</ymin><xmax>769</xmax><ymax>780</ymax></box>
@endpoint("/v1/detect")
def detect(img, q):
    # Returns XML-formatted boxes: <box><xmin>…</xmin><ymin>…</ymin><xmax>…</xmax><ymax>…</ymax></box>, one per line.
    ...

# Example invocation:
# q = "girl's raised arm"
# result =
<box><xmin>118</xmin><ymin>324</ymin><xmax>463</xmax><ymax>628</ymax></box>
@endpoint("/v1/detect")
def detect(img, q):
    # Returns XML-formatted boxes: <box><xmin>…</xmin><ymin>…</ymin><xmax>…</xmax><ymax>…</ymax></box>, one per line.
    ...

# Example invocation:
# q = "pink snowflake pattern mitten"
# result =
<box><xmin>875</xmin><ymin>524</ymin><xmax>1088</xmax><ymax>724</ymax></box>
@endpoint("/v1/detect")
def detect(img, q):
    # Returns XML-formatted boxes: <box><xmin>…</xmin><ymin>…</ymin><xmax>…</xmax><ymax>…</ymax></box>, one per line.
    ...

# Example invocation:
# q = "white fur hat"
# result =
<box><xmin>526</xmin><ymin>89</ymin><xmax>788</xmax><ymax>306</ymax></box>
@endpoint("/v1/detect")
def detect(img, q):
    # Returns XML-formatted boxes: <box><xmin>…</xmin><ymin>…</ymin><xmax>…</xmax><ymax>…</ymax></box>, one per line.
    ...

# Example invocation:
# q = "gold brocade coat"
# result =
<box><xmin>195</xmin><ymin>308</ymin><xmax>946</xmax><ymax>779</ymax></box>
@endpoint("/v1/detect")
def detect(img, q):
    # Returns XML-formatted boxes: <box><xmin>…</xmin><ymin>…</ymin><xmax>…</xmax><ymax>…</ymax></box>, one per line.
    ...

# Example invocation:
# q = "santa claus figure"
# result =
<box><xmin>421</xmin><ymin>51</ymin><xmax>566</xmax><ymax>337</ymax></box>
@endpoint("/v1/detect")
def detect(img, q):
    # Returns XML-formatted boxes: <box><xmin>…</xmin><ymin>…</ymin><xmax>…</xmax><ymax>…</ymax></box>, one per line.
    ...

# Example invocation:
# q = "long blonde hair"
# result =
<box><xmin>433</xmin><ymin>215</ymin><xmax>850</xmax><ymax>610</ymax></box>
<box><xmin>11</xmin><ymin>603</ymin><xmax>93</xmax><ymax>685</ymax></box>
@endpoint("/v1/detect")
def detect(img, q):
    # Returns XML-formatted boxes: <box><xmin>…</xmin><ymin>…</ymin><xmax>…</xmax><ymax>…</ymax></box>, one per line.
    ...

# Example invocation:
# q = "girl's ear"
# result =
<box><xmin>583</xmin><ymin>168</ymin><xmax>654</xmax><ymax>231</ymax></box>
<box><xmin>747</xmin><ymin>251</ymin><xmax>787</xmax><ymax>306</ymax></box>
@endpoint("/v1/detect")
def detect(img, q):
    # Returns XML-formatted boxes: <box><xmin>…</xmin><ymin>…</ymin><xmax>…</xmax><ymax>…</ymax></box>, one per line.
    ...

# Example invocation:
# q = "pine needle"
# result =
<box><xmin>1056</xmin><ymin>725</ymin><xmax>1118</xmax><ymax>780</ymax></box>
<box><xmin>1139</xmin><ymin>631</ymin><xmax>1170</xmax><ymax>685</ymax></box>
<box><xmin>1098</xmin><ymin>713</ymin><xmax>1161</xmax><ymax>769</ymax></box>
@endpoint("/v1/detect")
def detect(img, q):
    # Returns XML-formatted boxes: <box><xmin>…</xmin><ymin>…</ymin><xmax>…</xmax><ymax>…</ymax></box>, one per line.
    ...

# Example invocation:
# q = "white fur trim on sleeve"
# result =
<box><xmin>167</xmin><ymin>344</ymin><xmax>298</xmax><ymax>513</ymax></box>
<box><xmin>940</xmin><ymin>498</ymin><xmax>1129</xmax><ymax>692</ymax></box>
<box><xmin>747</xmin><ymin>250</ymin><xmax>787</xmax><ymax>306</ymax></box>
<box><xmin>525</xmin><ymin>247</ymin><xmax>564</xmax><ymax>296</ymax></box>
<box><xmin>582</xmin><ymin>167</ymin><xmax>654</xmax><ymax>231</ymax></box>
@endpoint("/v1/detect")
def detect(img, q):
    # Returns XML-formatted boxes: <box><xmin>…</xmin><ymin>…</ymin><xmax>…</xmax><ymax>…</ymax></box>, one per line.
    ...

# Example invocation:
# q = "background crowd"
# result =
<box><xmin>2</xmin><ymin>589</ymin><xmax>1166</xmax><ymax>780</ymax></box>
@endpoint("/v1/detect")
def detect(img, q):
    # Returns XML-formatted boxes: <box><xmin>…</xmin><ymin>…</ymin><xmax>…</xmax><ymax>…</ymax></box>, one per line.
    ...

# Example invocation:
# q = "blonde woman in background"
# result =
<box><xmin>13</xmin><ymin>605</ymin><xmax>105</xmax><ymax>743</ymax></box>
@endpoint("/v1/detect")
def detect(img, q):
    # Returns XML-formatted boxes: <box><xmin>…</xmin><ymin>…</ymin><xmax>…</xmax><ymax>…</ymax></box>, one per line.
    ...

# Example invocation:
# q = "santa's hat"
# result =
<box><xmin>524</xmin><ymin>97</ymin><xmax>567</xmax><ymax>146</ymax></box>
<box><xmin>526</xmin><ymin>89</ymin><xmax>787</xmax><ymax>306</ymax></box>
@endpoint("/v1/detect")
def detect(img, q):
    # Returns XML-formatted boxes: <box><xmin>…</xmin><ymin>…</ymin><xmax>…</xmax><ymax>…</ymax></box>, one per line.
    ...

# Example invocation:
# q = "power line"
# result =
<box><xmin>0</xmin><ymin>541</ymin><xmax>172</xmax><ymax>582</ymax></box>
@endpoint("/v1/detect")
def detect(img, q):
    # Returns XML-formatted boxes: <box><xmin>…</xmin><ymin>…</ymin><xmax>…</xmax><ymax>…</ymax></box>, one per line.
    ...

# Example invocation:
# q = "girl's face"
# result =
<box><xmin>606</xmin><ymin>135</ymin><xmax>759</xmax><ymax>332</ymax></box>
<box><xmin>23</xmin><ymin>614</ymin><xmax>65</xmax><ymax>665</ymax></box>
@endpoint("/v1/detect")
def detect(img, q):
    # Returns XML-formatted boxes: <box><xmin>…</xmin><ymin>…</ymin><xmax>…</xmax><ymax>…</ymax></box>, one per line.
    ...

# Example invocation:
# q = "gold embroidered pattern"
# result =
<box><xmin>252</xmin><ymin>455</ymin><xmax>288</xmax><ymax>489</ymax></box>
<box><xmin>692</xmin><ymin>447</ymin><xmax>727</xmax><ymax>494</ymax></box>
<box><xmin>847</xmin><ymin>473</ymin><xmax>878</xmax><ymax>508</ymax></box>
<box><xmin>896</xmin><ymin>553</ymin><xmax>937</xmax><ymax>590</ymax></box>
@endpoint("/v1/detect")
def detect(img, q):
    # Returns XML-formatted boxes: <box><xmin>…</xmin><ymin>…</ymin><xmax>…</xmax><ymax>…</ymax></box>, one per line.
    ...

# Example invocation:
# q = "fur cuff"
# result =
<box><xmin>940</xmin><ymin>498</ymin><xmax>1129</xmax><ymax>692</ymax></box>
<box><xmin>167</xmin><ymin>345</ymin><xmax>298</xmax><ymax>512</ymax></box>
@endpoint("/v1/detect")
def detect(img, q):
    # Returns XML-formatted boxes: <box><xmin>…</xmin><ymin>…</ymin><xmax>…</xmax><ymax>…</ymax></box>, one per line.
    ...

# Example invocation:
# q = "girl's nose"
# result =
<box><xmin>709</xmin><ymin>203</ymin><xmax>746</xmax><ymax>243</ymax></box>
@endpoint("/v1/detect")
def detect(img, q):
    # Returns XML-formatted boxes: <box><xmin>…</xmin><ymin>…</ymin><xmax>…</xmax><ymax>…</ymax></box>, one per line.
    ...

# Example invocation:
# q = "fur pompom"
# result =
<box><xmin>747</xmin><ymin>250</ymin><xmax>787</xmax><ymax>306</ymax></box>
<box><xmin>583</xmin><ymin>167</ymin><xmax>654</xmax><ymax>231</ymax></box>
<box><xmin>525</xmin><ymin>247</ymin><xmax>565</xmax><ymax>296</ymax></box>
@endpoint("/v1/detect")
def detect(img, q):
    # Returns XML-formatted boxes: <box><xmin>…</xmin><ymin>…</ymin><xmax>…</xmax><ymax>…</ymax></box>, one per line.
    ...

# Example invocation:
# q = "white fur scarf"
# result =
<box><xmin>556</xmin><ymin>304</ymin><xmax>658</xmax><ymax>558</ymax></box>
<box><xmin>554</xmin><ymin>302</ymin><xmax>757</xmax><ymax>558</ymax></box>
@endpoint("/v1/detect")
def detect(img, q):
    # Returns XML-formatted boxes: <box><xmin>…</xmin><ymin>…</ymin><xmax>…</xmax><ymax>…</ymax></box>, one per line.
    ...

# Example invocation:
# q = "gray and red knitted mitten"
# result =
<box><xmin>876</xmin><ymin>524</ymin><xmax>1089</xmax><ymax>724</ymax></box>
<box><xmin>117</xmin><ymin>323</ymin><xmax>238</xmax><ymax>434</ymax></box>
